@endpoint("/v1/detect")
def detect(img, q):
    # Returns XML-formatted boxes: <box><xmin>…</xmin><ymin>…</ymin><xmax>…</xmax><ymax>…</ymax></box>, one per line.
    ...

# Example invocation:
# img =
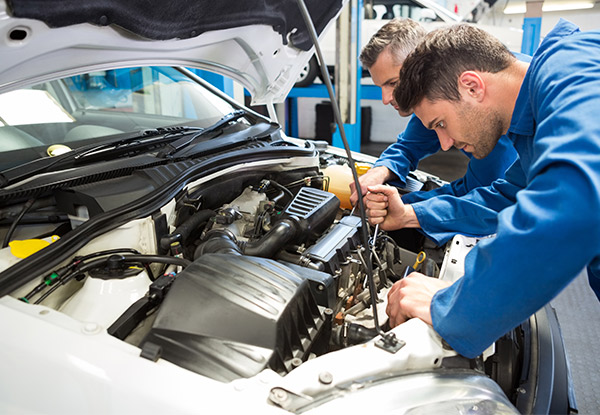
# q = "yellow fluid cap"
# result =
<box><xmin>9</xmin><ymin>235</ymin><xmax>60</xmax><ymax>259</ymax></box>
<box><xmin>355</xmin><ymin>163</ymin><xmax>371</xmax><ymax>176</ymax></box>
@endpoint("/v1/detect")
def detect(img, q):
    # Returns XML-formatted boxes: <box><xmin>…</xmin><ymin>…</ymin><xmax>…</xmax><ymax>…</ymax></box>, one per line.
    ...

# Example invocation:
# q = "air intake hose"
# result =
<box><xmin>243</xmin><ymin>219</ymin><xmax>297</xmax><ymax>257</ymax></box>
<box><xmin>195</xmin><ymin>187</ymin><xmax>340</xmax><ymax>259</ymax></box>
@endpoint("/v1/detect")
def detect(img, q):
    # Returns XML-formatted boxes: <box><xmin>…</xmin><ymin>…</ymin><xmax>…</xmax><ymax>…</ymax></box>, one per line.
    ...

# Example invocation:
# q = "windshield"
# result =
<box><xmin>0</xmin><ymin>66</ymin><xmax>239</xmax><ymax>171</ymax></box>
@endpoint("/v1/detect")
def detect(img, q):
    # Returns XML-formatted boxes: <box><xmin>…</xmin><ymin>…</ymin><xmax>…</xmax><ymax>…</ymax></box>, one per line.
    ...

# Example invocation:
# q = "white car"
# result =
<box><xmin>295</xmin><ymin>0</ymin><xmax>523</xmax><ymax>87</ymax></box>
<box><xmin>0</xmin><ymin>1</ymin><xmax>572</xmax><ymax>414</ymax></box>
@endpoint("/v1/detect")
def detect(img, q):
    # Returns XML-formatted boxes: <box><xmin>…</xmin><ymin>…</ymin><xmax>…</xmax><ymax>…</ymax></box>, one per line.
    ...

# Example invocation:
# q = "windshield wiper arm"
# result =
<box><xmin>157</xmin><ymin>110</ymin><xmax>248</xmax><ymax>158</ymax></box>
<box><xmin>72</xmin><ymin>126</ymin><xmax>203</xmax><ymax>161</ymax></box>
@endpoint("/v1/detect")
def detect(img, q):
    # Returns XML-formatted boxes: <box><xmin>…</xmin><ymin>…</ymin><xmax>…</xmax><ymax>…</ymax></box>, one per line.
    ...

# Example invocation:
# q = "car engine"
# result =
<box><xmin>2</xmin><ymin>155</ymin><xmax>438</xmax><ymax>383</ymax></box>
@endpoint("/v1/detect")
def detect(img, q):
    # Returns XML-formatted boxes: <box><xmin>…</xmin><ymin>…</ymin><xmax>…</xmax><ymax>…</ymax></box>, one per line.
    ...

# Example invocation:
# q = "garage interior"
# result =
<box><xmin>232</xmin><ymin>0</ymin><xmax>600</xmax><ymax>414</ymax></box>
<box><xmin>283</xmin><ymin>1</ymin><xmax>600</xmax><ymax>413</ymax></box>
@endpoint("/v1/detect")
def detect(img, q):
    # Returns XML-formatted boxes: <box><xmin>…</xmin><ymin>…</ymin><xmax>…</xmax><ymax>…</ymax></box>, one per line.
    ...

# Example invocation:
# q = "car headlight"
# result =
<box><xmin>303</xmin><ymin>370</ymin><xmax>519</xmax><ymax>415</ymax></box>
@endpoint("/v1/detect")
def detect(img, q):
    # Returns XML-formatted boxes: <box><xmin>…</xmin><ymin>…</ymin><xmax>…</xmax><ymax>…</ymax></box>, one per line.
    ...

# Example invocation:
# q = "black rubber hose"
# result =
<box><xmin>2</xmin><ymin>198</ymin><xmax>35</xmax><ymax>248</ymax></box>
<box><xmin>118</xmin><ymin>254</ymin><xmax>191</xmax><ymax>268</ymax></box>
<box><xmin>194</xmin><ymin>230</ymin><xmax>242</xmax><ymax>258</ymax></box>
<box><xmin>333</xmin><ymin>323</ymin><xmax>379</xmax><ymax>348</ymax></box>
<box><xmin>160</xmin><ymin>209</ymin><xmax>215</xmax><ymax>249</ymax></box>
<box><xmin>243</xmin><ymin>219</ymin><xmax>297</xmax><ymax>258</ymax></box>
<box><xmin>346</xmin><ymin>323</ymin><xmax>379</xmax><ymax>345</ymax></box>
<box><xmin>276</xmin><ymin>250</ymin><xmax>323</xmax><ymax>271</ymax></box>
<box><xmin>267</xmin><ymin>179</ymin><xmax>294</xmax><ymax>200</ymax></box>
<box><xmin>195</xmin><ymin>218</ymin><xmax>299</xmax><ymax>259</ymax></box>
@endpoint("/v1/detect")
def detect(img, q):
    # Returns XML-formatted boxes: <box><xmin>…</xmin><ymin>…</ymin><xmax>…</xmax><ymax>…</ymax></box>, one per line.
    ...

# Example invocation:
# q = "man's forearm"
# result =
<box><xmin>400</xmin><ymin>205</ymin><xmax>421</xmax><ymax>228</ymax></box>
<box><xmin>367</xmin><ymin>165</ymin><xmax>394</xmax><ymax>183</ymax></box>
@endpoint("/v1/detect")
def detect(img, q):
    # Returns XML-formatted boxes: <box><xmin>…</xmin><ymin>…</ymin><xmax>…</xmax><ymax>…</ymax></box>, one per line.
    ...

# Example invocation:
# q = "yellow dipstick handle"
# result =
<box><xmin>413</xmin><ymin>251</ymin><xmax>426</xmax><ymax>269</ymax></box>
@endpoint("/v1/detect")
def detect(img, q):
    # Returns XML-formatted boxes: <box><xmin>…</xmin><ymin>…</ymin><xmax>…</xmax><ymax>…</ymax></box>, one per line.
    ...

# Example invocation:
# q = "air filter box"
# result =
<box><xmin>141</xmin><ymin>253</ymin><xmax>330</xmax><ymax>382</ymax></box>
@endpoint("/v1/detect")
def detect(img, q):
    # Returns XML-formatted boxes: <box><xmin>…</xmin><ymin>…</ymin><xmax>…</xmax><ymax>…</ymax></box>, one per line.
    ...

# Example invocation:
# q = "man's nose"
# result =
<box><xmin>437</xmin><ymin>131</ymin><xmax>454</xmax><ymax>151</ymax></box>
<box><xmin>382</xmin><ymin>87</ymin><xmax>394</xmax><ymax>106</ymax></box>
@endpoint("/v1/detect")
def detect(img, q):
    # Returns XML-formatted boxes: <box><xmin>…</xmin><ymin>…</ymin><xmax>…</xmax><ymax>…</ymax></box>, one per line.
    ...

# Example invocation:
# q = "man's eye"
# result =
<box><xmin>436</xmin><ymin>121</ymin><xmax>445</xmax><ymax>129</ymax></box>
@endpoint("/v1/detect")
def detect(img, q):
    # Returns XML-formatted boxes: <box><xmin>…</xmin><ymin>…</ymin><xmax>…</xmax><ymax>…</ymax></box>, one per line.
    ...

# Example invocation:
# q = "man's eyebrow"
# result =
<box><xmin>426</xmin><ymin>118</ymin><xmax>438</xmax><ymax>130</ymax></box>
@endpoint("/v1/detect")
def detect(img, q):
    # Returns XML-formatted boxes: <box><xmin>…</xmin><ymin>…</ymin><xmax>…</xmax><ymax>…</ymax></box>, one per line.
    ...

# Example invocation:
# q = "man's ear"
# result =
<box><xmin>458</xmin><ymin>71</ymin><xmax>485</xmax><ymax>102</ymax></box>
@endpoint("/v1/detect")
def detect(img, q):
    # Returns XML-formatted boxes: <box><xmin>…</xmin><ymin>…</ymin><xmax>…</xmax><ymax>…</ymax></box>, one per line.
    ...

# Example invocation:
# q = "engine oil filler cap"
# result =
<box><xmin>9</xmin><ymin>235</ymin><xmax>60</xmax><ymax>259</ymax></box>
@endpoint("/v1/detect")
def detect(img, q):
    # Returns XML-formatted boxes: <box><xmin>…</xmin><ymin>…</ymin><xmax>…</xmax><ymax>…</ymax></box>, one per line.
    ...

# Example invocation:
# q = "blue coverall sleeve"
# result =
<box><xmin>374</xmin><ymin>115</ymin><xmax>440</xmax><ymax>186</ymax></box>
<box><xmin>402</xmin><ymin>134</ymin><xmax>518</xmax><ymax>205</ymax></box>
<box><xmin>431</xmin><ymin>28</ymin><xmax>600</xmax><ymax>358</ymax></box>
<box><xmin>409</xmin><ymin>159</ymin><xmax>526</xmax><ymax>245</ymax></box>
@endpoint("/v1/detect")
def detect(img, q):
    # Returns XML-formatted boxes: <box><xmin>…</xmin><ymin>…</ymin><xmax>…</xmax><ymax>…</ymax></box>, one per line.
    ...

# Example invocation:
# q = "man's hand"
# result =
<box><xmin>364</xmin><ymin>184</ymin><xmax>421</xmax><ymax>231</ymax></box>
<box><xmin>386</xmin><ymin>273</ymin><xmax>452</xmax><ymax>328</ymax></box>
<box><xmin>349</xmin><ymin>166</ymin><xmax>391</xmax><ymax>207</ymax></box>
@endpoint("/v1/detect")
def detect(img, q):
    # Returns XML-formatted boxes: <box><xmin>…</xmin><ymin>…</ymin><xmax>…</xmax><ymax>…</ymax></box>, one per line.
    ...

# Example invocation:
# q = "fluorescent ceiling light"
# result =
<box><xmin>0</xmin><ymin>90</ymin><xmax>75</xmax><ymax>126</ymax></box>
<box><xmin>503</xmin><ymin>3</ymin><xmax>527</xmax><ymax>14</ymax></box>
<box><xmin>544</xmin><ymin>1</ymin><xmax>595</xmax><ymax>11</ymax></box>
<box><xmin>504</xmin><ymin>1</ymin><xmax>595</xmax><ymax>14</ymax></box>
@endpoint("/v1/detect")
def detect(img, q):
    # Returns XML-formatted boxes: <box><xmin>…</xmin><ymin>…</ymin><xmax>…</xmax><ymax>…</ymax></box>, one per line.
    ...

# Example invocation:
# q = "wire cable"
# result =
<box><xmin>31</xmin><ymin>253</ymin><xmax>190</xmax><ymax>304</ymax></box>
<box><xmin>2</xmin><ymin>198</ymin><xmax>35</xmax><ymax>248</ymax></box>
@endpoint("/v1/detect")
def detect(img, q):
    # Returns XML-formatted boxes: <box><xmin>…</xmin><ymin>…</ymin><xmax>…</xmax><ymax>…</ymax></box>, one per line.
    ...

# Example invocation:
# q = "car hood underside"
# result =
<box><xmin>10</xmin><ymin>0</ymin><xmax>339</xmax><ymax>49</ymax></box>
<box><xmin>2</xmin><ymin>0</ymin><xmax>343</xmax><ymax>103</ymax></box>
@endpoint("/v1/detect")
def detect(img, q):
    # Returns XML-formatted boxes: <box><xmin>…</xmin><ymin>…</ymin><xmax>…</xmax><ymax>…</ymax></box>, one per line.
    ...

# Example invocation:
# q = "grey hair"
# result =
<box><xmin>359</xmin><ymin>18</ymin><xmax>427</xmax><ymax>69</ymax></box>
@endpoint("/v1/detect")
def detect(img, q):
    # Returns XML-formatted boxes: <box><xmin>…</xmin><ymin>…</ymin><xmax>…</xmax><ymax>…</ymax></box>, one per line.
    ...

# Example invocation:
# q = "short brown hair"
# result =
<box><xmin>359</xmin><ymin>18</ymin><xmax>427</xmax><ymax>69</ymax></box>
<box><xmin>394</xmin><ymin>24</ymin><xmax>515</xmax><ymax>113</ymax></box>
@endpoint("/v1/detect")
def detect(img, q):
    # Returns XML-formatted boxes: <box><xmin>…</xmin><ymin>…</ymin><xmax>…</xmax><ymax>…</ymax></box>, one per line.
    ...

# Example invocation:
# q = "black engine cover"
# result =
<box><xmin>141</xmin><ymin>253</ymin><xmax>329</xmax><ymax>382</ymax></box>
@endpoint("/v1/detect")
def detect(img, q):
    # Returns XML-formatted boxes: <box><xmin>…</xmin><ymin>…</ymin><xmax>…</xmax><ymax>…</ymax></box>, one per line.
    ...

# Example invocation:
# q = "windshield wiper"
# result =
<box><xmin>0</xmin><ymin>126</ymin><xmax>202</xmax><ymax>189</ymax></box>
<box><xmin>157</xmin><ymin>110</ymin><xmax>248</xmax><ymax>158</ymax></box>
<box><xmin>72</xmin><ymin>126</ymin><xmax>203</xmax><ymax>160</ymax></box>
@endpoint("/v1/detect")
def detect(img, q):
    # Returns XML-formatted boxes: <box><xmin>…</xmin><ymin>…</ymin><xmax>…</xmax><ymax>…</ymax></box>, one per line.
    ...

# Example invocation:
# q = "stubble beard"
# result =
<box><xmin>459</xmin><ymin>103</ymin><xmax>504</xmax><ymax>159</ymax></box>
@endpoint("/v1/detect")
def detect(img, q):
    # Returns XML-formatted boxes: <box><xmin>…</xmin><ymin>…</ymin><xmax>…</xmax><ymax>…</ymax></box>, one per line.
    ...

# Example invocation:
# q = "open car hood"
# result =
<box><xmin>0</xmin><ymin>0</ymin><xmax>343</xmax><ymax>104</ymax></box>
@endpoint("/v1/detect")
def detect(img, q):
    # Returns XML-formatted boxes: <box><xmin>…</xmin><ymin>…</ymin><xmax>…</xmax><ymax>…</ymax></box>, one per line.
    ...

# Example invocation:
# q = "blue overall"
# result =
<box><xmin>430</xmin><ymin>20</ymin><xmax>600</xmax><ymax>358</ymax></box>
<box><xmin>373</xmin><ymin>54</ymin><xmax>530</xmax><ymax>243</ymax></box>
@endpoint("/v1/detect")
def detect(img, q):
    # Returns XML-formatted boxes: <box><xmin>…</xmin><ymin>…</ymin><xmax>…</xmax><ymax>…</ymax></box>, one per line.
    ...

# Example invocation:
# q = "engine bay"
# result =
<box><xmin>1</xmin><ymin>149</ymin><xmax>445</xmax><ymax>378</ymax></box>
<box><xmin>0</xmin><ymin>141</ymin><xmax>533</xmax><ymax>413</ymax></box>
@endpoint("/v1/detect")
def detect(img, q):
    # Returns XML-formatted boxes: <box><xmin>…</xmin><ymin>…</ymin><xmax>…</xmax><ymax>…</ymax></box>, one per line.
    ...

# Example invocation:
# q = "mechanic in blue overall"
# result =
<box><xmin>364</xmin><ymin>20</ymin><xmax>600</xmax><ymax>357</ymax></box>
<box><xmin>349</xmin><ymin>18</ymin><xmax>520</xmax><ymax>246</ymax></box>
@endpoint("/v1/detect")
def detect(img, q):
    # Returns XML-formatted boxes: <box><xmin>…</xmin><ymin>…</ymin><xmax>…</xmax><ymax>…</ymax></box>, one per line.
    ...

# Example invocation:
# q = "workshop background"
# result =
<box><xmin>237</xmin><ymin>1</ymin><xmax>600</xmax><ymax>413</ymax></box>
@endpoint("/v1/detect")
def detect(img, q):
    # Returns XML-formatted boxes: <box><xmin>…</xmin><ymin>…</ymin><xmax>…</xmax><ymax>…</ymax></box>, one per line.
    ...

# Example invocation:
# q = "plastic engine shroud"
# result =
<box><xmin>140</xmin><ymin>253</ymin><xmax>330</xmax><ymax>382</ymax></box>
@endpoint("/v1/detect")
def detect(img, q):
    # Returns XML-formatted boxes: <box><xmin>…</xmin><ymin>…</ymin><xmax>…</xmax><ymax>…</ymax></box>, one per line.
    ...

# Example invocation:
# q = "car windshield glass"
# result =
<box><xmin>0</xmin><ymin>66</ymin><xmax>239</xmax><ymax>171</ymax></box>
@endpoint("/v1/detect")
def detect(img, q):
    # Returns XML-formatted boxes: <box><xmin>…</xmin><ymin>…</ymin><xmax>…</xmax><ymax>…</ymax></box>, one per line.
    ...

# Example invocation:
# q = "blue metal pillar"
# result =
<box><xmin>522</xmin><ymin>17</ymin><xmax>541</xmax><ymax>55</ymax></box>
<box><xmin>522</xmin><ymin>0</ymin><xmax>542</xmax><ymax>55</ymax></box>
